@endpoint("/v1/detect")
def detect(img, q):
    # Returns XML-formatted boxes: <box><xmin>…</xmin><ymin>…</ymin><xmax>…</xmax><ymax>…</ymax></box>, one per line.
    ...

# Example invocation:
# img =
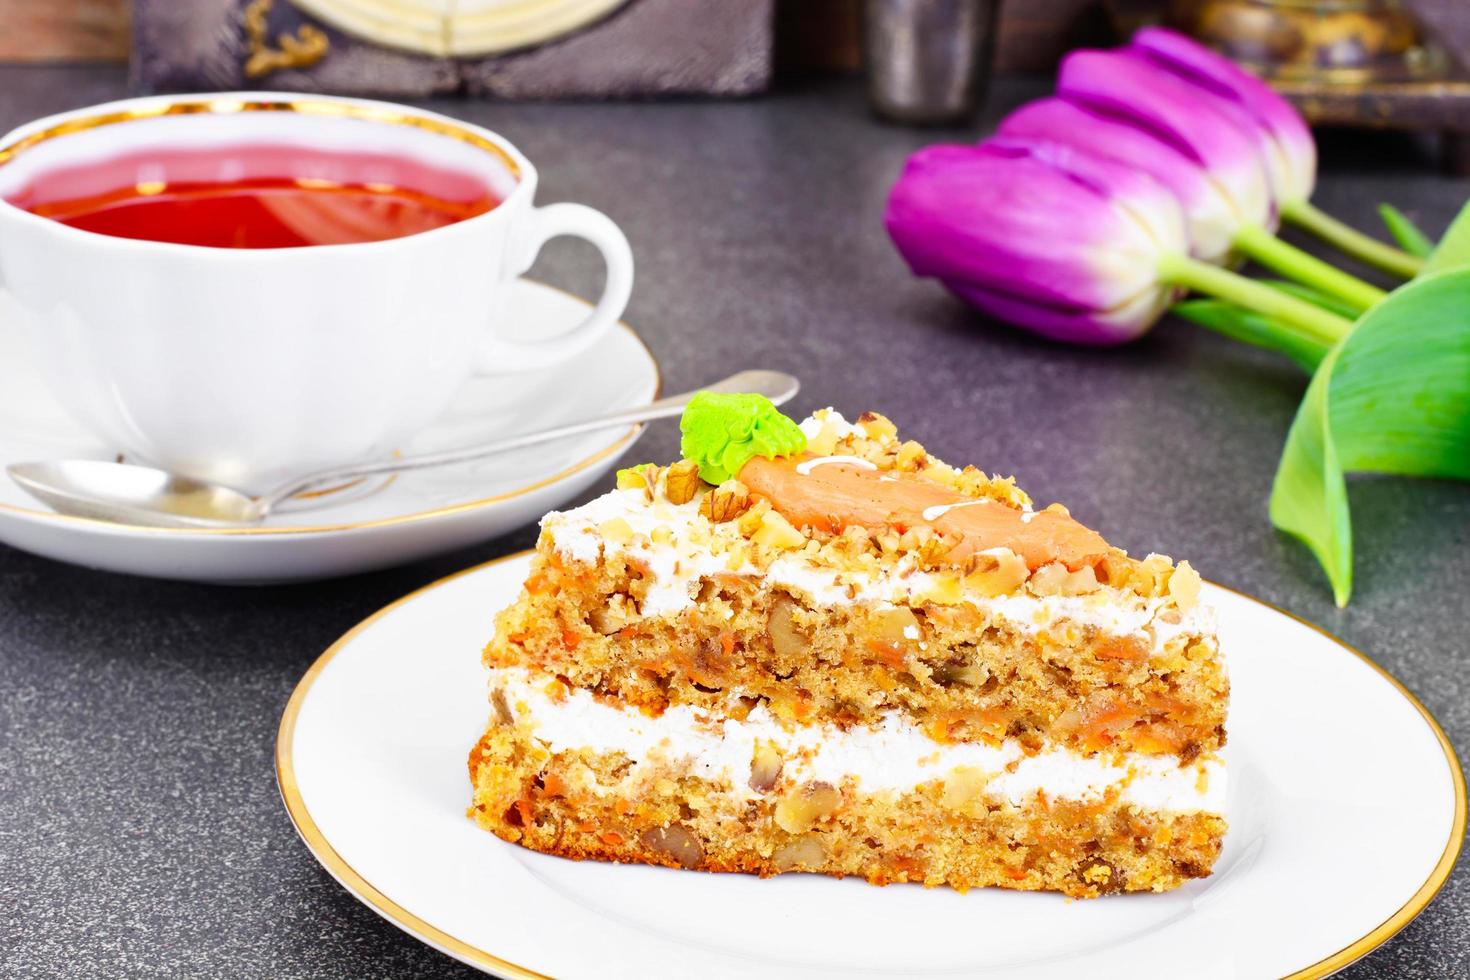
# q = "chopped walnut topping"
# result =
<box><xmin>857</xmin><ymin>411</ymin><xmax>898</xmax><ymax>441</ymax></box>
<box><xmin>663</xmin><ymin>459</ymin><xmax>703</xmax><ymax>505</ymax></box>
<box><xmin>895</xmin><ymin>439</ymin><xmax>927</xmax><ymax>470</ymax></box>
<box><xmin>963</xmin><ymin>548</ymin><xmax>1029</xmax><ymax>597</ymax></box>
<box><xmin>638</xmin><ymin>466</ymin><xmax>662</xmax><ymax>501</ymax></box>
<box><xmin>1169</xmin><ymin>560</ymin><xmax>1202</xmax><ymax>611</ymax></box>
<box><xmin>699</xmin><ymin>480</ymin><xmax>750</xmax><ymax>522</ymax></box>
<box><xmin>1028</xmin><ymin>562</ymin><xmax>1100</xmax><ymax>597</ymax></box>
<box><xmin>597</xmin><ymin>517</ymin><xmax>634</xmax><ymax>545</ymax></box>
<box><xmin>751</xmin><ymin>509</ymin><xmax>805</xmax><ymax>550</ymax></box>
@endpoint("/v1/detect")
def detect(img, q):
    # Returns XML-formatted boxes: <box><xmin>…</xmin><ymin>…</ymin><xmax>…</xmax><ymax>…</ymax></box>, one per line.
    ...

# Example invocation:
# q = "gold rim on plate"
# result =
<box><xmin>0</xmin><ymin>285</ymin><xmax>662</xmax><ymax>537</ymax></box>
<box><xmin>276</xmin><ymin>555</ymin><xmax>1466</xmax><ymax>979</ymax></box>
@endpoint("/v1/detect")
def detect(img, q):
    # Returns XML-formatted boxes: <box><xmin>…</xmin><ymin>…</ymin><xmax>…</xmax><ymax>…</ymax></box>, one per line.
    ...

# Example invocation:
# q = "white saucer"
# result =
<box><xmin>0</xmin><ymin>280</ymin><xmax>658</xmax><ymax>583</ymax></box>
<box><xmin>278</xmin><ymin>553</ymin><xmax>1465</xmax><ymax>979</ymax></box>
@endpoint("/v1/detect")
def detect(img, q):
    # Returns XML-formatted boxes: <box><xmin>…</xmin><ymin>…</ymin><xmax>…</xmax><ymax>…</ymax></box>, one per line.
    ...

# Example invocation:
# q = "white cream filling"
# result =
<box><xmin>494</xmin><ymin>667</ymin><xmax>1225</xmax><ymax>815</ymax></box>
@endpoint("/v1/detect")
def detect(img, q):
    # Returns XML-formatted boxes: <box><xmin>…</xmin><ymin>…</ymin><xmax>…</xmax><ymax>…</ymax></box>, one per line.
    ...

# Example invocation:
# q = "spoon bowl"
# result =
<box><xmin>7</xmin><ymin>369</ymin><xmax>799</xmax><ymax>530</ymax></box>
<box><xmin>8</xmin><ymin>459</ymin><xmax>264</xmax><ymax>529</ymax></box>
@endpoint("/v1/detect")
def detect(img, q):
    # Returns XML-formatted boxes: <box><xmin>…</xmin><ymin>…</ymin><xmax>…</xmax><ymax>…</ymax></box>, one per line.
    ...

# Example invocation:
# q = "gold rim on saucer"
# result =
<box><xmin>0</xmin><ymin>284</ymin><xmax>661</xmax><ymax>537</ymax></box>
<box><xmin>275</xmin><ymin>557</ymin><xmax>1466</xmax><ymax>979</ymax></box>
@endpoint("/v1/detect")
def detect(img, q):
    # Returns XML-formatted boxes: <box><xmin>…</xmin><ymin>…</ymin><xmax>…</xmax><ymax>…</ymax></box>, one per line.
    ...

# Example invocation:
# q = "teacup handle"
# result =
<box><xmin>478</xmin><ymin>202</ymin><xmax>634</xmax><ymax>373</ymax></box>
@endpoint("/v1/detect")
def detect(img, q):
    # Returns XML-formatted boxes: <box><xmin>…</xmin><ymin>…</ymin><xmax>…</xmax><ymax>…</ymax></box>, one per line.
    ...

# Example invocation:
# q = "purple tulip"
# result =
<box><xmin>884</xmin><ymin>139</ymin><xmax>1187</xmax><ymax>345</ymax></box>
<box><xmin>1130</xmin><ymin>27</ymin><xmax>1315</xmax><ymax>204</ymax></box>
<box><xmin>884</xmin><ymin>138</ymin><xmax>1358</xmax><ymax>348</ymax></box>
<box><xmin>998</xmin><ymin>97</ymin><xmax>1241</xmax><ymax>264</ymax></box>
<box><xmin>1057</xmin><ymin>48</ymin><xmax>1275</xmax><ymax>231</ymax></box>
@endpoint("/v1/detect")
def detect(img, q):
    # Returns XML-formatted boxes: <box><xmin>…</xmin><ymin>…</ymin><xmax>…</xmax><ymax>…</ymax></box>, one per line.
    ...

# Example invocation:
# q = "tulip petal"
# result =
<box><xmin>999</xmin><ymin>98</ymin><xmax>1239</xmax><ymax>262</ymax></box>
<box><xmin>1058</xmin><ymin>49</ymin><xmax>1274</xmax><ymax>230</ymax></box>
<box><xmin>944</xmin><ymin>278</ymin><xmax>1176</xmax><ymax>346</ymax></box>
<box><xmin>884</xmin><ymin>143</ymin><xmax>1172</xmax><ymax>314</ymax></box>
<box><xmin>1132</xmin><ymin>27</ymin><xmax>1316</xmax><ymax>202</ymax></box>
<box><xmin>984</xmin><ymin>136</ymin><xmax>1187</xmax><ymax>256</ymax></box>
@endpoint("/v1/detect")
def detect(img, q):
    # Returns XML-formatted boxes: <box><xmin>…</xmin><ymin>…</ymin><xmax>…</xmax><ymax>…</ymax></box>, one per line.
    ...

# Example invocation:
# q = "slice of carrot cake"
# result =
<box><xmin>468</xmin><ymin>394</ymin><xmax>1227</xmax><ymax>897</ymax></box>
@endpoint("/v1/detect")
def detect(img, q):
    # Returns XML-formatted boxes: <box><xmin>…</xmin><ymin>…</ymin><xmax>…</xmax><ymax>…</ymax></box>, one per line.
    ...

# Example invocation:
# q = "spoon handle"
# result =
<box><xmin>253</xmin><ymin>370</ymin><xmax>797</xmax><ymax>518</ymax></box>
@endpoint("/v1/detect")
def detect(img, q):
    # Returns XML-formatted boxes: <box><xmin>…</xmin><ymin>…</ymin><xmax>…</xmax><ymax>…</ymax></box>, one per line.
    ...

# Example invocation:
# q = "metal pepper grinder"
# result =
<box><xmin>863</xmin><ymin>0</ymin><xmax>1001</xmax><ymax>125</ymax></box>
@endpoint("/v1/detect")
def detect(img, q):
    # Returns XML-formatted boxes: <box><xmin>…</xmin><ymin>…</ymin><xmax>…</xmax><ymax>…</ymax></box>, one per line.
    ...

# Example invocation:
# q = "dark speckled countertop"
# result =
<box><xmin>1</xmin><ymin>67</ymin><xmax>1465</xmax><ymax>979</ymax></box>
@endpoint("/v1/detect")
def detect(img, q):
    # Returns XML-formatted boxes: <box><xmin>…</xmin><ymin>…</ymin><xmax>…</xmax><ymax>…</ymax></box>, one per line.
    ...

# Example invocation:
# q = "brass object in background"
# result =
<box><xmin>242</xmin><ymin>0</ymin><xmax>329</xmax><ymax>79</ymax></box>
<box><xmin>1164</xmin><ymin>1</ymin><xmax>1470</xmax><ymax>174</ymax></box>
<box><xmin>1169</xmin><ymin>0</ymin><xmax>1447</xmax><ymax>82</ymax></box>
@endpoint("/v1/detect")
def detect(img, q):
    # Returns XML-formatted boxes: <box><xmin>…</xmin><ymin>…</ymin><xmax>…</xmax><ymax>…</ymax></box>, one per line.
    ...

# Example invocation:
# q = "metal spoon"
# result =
<box><xmin>7</xmin><ymin>369</ymin><xmax>798</xmax><ymax>530</ymax></box>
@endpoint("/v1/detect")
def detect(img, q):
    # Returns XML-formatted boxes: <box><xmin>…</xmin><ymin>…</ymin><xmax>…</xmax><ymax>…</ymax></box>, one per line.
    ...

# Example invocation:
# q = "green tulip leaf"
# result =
<box><xmin>1172</xmin><ymin>299</ymin><xmax>1329</xmax><ymax>372</ymax></box>
<box><xmin>1378</xmin><ymin>203</ymin><xmax>1434</xmax><ymax>259</ymax></box>
<box><xmin>1270</xmin><ymin>268</ymin><xmax>1470</xmax><ymax>605</ymax></box>
<box><xmin>1426</xmin><ymin>199</ymin><xmax>1470</xmax><ymax>274</ymax></box>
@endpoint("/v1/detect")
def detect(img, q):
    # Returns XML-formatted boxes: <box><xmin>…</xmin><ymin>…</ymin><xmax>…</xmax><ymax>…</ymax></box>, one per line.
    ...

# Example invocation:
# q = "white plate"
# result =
<box><xmin>277</xmin><ymin>553</ymin><xmax>1465</xmax><ymax>979</ymax></box>
<box><xmin>0</xmin><ymin>280</ymin><xmax>658</xmax><ymax>583</ymax></box>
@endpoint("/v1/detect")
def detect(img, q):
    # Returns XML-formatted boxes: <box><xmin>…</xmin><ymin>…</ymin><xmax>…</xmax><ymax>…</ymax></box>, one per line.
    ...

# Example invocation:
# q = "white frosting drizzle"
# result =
<box><xmin>795</xmin><ymin>454</ymin><xmax>878</xmax><ymax>476</ymax></box>
<box><xmin>921</xmin><ymin>499</ymin><xmax>988</xmax><ymax>522</ymax></box>
<box><xmin>493</xmin><ymin>666</ymin><xmax>1225</xmax><ymax>815</ymax></box>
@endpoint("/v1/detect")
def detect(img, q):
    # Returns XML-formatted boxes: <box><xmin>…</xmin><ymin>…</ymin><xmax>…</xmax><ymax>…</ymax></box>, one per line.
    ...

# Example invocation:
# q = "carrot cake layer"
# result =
<box><xmin>471</xmin><ymin>397</ymin><xmax>1228</xmax><ymax>897</ymax></box>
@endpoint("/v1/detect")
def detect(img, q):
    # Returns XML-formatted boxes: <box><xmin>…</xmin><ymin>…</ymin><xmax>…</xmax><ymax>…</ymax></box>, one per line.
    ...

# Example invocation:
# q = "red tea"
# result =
<box><xmin>10</xmin><ymin>144</ymin><xmax>500</xmax><ymax>248</ymax></box>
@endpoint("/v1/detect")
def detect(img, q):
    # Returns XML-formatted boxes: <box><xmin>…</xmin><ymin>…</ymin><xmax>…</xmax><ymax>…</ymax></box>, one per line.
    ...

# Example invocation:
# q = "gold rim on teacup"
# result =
<box><xmin>0</xmin><ymin>96</ymin><xmax>521</xmax><ymax>179</ymax></box>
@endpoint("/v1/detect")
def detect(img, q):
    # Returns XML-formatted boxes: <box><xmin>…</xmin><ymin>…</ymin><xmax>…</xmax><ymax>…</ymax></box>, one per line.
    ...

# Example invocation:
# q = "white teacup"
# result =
<box><xmin>0</xmin><ymin>93</ymin><xmax>632</xmax><ymax>491</ymax></box>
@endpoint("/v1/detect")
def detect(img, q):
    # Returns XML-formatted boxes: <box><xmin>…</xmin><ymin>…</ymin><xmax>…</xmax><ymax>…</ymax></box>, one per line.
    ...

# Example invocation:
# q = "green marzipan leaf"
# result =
<box><xmin>1269</xmin><ymin>269</ymin><xmax>1470</xmax><ymax>605</ymax></box>
<box><xmin>1260</xmin><ymin>278</ymin><xmax>1361</xmax><ymax>319</ymax></box>
<box><xmin>1171</xmin><ymin>299</ymin><xmax>1328</xmax><ymax>372</ymax></box>
<box><xmin>1378</xmin><ymin>203</ymin><xmax>1434</xmax><ymax>259</ymax></box>
<box><xmin>1426</xmin><ymin>199</ymin><xmax>1470</xmax><ymax>273</ymax></box>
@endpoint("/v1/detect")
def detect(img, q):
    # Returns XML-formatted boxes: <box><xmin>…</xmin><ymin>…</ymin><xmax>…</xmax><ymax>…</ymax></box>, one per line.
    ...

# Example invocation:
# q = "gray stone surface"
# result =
<box><xmin>0</xmin><ymin>66</ymin><xmax>1465</xmax><ymax>978</ymax></box>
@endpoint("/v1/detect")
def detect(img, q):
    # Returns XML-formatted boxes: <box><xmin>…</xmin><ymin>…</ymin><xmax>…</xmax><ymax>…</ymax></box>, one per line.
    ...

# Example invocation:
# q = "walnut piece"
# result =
<box><xmin>749</xmin><ymin>741</ymin><xmax>784</xmax><ymax>792</ymax></box>
<box><xmin>751</xmin><ymin>510</ymin><xmax>805</xmax><ymax>550</ymax></box>
<box><xmin>587</xmin><ymin>594</ymin><xmax>635</xmax><ymax>635</ymax></box>
<box><xmin>640</xmin><ymin>824</ymin><xmax>704</xmax><ymax>869</ymax></box>
<box><xmin>490</xmin><ymin>688</ymin><xmax>513</xmax><ymax>727</ymax></box>
<box><xmin>597</xmin><ymin>517</ymin><xmax>634</xmax><ymax>545</ymax></box>
<box><xmin>774</xmin><ymin>781</ymin><xmax>841</xmax><ymax>834</ymax></box>
<box><xmin>857</xmin><ymin>411</ymin><xmax>898</xmax><ymax>441</ymax></box>
<box><xmin>699</xmin><ymin>480</ymin><xmax>751</xmax><ymax>522</ymax></box>
<box><xmin>940</xmin><ymin>766</ymin><xmax>989</xmax><ymax>811</ymax></box>
<box><xmin>964</xmin><ymin>548</ymin><xmax>1029</xmax><ymax>597</ymax></box>
<box><xmin>1168</xmin><ymin>560</ymin><xmax>1201</xmax><ymax>611</ymax></box>
<box><xmin>616</xmin><ymin>464</ymin><xmax>661</xmax><ymax>501</ymax></box>
<box><xmin>932</xmin><ymin>661</ymin><xmax>988</xmax><ymax>688</ymax></box>
<box><xmin>772</xmin><ymin>834</ymin><xmax>828</xmax><ymax>871</ymax></box>
<box><xmin>1029</xmin><ymin>562</ymin><xmax>1100</xmax><ymax>597</ymax></box>
<box><xmin>866</xmin><ymin>606</ymin><xmax>920</xmax><ymax>647</ymax></box>
<box><xmin>663</xmin><ymin>459</ymin><xmax>703</xmax><ymax>505</ymax></box>
<box><xmin>767</xmin><ymin>596</ymin><xmax>805</xmax><ymax>659</ymax></box>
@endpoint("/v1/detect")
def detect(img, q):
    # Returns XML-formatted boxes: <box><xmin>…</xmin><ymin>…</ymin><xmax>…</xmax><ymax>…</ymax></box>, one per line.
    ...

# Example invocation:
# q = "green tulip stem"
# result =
<box><xmin>1232</xmin><ymin>223</ymin><xmax>1387</xmax><ymax>312</ymax></box>
<box><xmin>1281</xmin><ymin>199</ymin><xmax>1425</xmax><ymax>279</ymax></box>
<box><xmin>1157</xmin><ymin>253</ymin><xmax>1354</xmax><ymax>347</ymax></box>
